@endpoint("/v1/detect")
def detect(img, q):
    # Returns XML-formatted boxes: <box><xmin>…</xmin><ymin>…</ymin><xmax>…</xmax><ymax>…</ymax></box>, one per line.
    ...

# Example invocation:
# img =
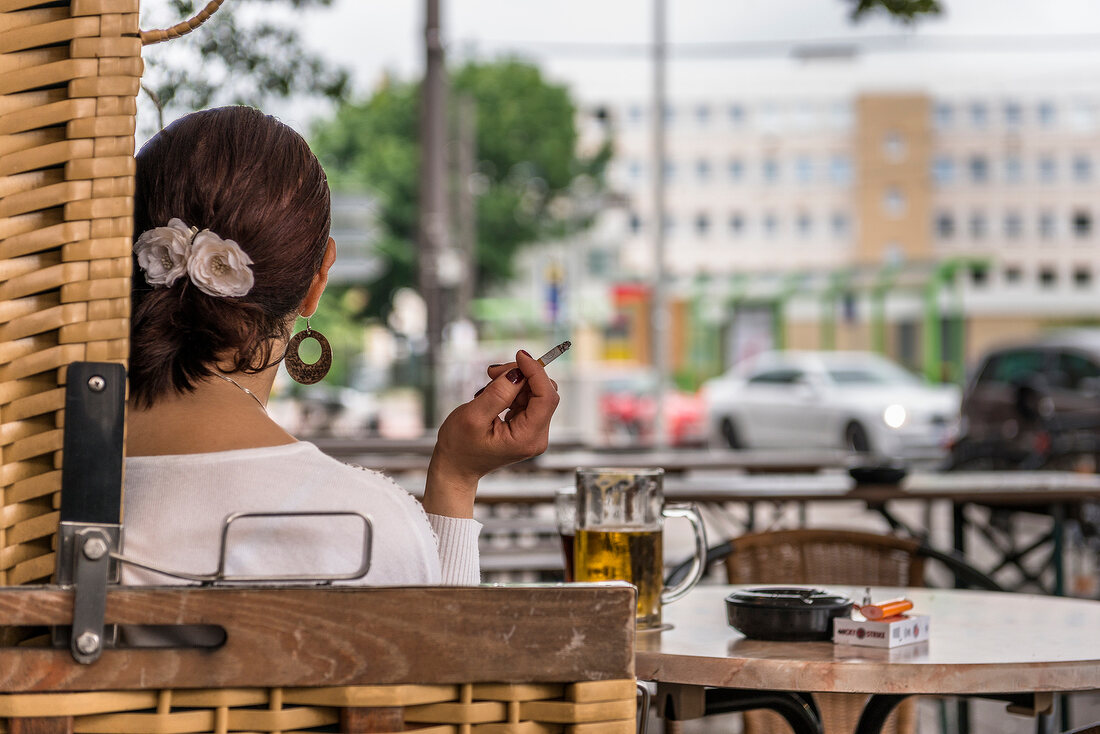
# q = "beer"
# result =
<box><xmin>559</xmin><ymin>532</ymin><xmax>575</xmax><ymax>582</ymax></box>
<box><xmin>574</xmin><ymin>527</ymin><xmax>663</xmax><ymax>629</ymax></box>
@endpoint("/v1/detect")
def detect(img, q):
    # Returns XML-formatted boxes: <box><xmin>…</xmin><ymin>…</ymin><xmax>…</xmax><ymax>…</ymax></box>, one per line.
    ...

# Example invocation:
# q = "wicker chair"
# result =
<box><xmin>1</xmin><ymin>4</ymin><xmax>642</xmax><ymax>732</ymax></box>
<box><xmin>723</xmin><ymin>529</ymin><xmax>924</xmax><ymax>734</ymax></box>
<box><xmin>0</xmin><ymin>584</ymin><xmax>640</xmax><ymax>733</ymax></box>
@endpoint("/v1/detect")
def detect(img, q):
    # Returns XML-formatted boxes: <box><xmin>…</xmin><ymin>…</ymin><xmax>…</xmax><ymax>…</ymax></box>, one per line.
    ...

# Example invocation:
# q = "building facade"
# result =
<box><xmin>600</xmin><ymin>87</ymin><xmax>1100</xmax><ymax>381</ymax></box>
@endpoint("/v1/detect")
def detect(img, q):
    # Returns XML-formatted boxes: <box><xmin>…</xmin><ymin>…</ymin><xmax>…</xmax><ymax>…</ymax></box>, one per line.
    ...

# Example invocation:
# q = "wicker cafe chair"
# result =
<box><xmin>0</xmin><ymin>585</ymin><xmax>640</xmax><ymax>733</ymax></box>
<box><xmin>1</xmin><ymin>3</ymin><xmax>641</xmax><ymax>733</ymax></box>
<box><xmin>723</xmin><ymin>529</ymin><xmax>924</xmax><ymax>734</ymax></box>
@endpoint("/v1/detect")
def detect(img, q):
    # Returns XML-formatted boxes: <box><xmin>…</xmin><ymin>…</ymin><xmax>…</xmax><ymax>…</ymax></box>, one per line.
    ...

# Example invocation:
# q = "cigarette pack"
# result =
<box><xmin>832</xmin><ymin>614</ymin><xmax>930</xmax><ymax>648</ymax></box>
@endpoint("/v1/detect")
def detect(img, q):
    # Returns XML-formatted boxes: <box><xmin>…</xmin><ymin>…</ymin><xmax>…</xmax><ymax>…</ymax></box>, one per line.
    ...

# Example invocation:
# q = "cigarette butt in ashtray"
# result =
<box><xmin>860</xmin><ymin>598</ymin><xmax>914</xmax><ymax>621</ymax></box>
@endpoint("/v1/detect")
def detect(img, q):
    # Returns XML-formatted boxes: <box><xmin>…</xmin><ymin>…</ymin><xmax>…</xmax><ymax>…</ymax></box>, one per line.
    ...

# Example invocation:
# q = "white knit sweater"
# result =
<box><xmin>121</xmin><ymin>441</ymin><xmax>481</xmax><ymax>585</ymax></box>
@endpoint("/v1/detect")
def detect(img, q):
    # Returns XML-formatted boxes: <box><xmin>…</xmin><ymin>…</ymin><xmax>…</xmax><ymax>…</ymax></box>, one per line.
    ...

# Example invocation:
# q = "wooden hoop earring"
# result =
<box><xmin>284</xmin><ymin>318</ymin><xmax>332</xmax><ymax>385</ymax></box>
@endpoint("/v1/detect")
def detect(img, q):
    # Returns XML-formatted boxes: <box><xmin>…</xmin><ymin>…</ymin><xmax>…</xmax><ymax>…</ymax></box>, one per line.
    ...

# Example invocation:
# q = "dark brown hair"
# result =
<box><xmin>130</xmin><ymin>106</ymin><xmax>331</xmax><ymax>408</ymax></box>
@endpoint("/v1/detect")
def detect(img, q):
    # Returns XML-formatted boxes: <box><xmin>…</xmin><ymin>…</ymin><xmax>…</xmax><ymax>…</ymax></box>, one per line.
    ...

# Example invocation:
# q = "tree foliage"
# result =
<box><xmin>846</xmin><ymin>0</ymin><xmax>943</xmax><ymax>23</ymax></box>
<box><xmin>311</xmin><ymin>59</ymin><xmax>611</xmax><ymax>321</ymax></box>
<box><xmin>140</xmin><ymin>0</ymin><xmax>348</xmax><ymax>125</ymax></box>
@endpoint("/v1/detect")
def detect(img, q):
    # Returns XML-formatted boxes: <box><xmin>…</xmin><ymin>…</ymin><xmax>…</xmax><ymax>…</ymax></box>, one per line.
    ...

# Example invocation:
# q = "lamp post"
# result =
<box><xmin>418</xmin><ymin>0</ymin><xmax>449</xmax><ymax>427</ymax></box>
<box><xmin>650</xmin><ymin>0</ymin><xmax>668</xmax><ymax>448</ymax></box>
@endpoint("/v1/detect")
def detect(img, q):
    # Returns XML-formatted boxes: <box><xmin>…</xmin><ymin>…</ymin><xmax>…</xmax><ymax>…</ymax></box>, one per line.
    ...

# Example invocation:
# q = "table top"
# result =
<box><xmin>530</xmin><ymin>449</ymin><xmax>850</xmax><ymax>474</ymax></box>
<box><xmin>396</xmin><ymin>469</ymin><xmax>1100</xmax><ymax>505</ymax></box>
<box><xmin>635</xmin><ymin>586</ymin><xmax>1100</xmax><ymax>696</ymax></box>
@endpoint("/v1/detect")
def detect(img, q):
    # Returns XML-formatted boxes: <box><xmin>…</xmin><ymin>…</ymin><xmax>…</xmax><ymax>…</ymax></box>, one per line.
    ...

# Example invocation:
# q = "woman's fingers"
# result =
<box><xmin>500</xmin><ymin>351</ymin><xmax>559</xmax><ymax>453</ymax></box>
<box><xmin>468</xmin><ymin>359</ymin><xmax>529</xmax><ymax>423</ymax></box>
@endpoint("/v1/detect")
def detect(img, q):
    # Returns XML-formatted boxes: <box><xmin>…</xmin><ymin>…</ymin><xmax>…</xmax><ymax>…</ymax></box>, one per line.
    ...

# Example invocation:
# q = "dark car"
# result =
<box><xmin>948</xmin><ymin>330</ymin><xmax>1100</xmax><ymax>470</ymax></box>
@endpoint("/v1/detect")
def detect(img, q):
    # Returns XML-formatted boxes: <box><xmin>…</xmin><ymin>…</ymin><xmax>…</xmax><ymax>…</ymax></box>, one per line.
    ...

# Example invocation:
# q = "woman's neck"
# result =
<box><xmin>126</xmin><ymin>368</ymin><xmax>297</xmax><ymax>456</ymax></box>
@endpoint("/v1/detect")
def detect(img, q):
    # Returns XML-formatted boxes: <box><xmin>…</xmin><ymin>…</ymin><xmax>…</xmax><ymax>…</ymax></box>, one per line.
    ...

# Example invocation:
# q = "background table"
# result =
<box><xmin>636</xmin><ymin>586</ymin><xmax>1100</xmax><ymax>733</ymax></box>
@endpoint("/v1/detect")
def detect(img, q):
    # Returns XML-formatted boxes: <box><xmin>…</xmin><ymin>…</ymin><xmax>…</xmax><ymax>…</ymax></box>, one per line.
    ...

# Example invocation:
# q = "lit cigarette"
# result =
<box><xmin>537</xmin><ymin>340</ymin><xmax>571</xmax><ymax>367</ymax></box>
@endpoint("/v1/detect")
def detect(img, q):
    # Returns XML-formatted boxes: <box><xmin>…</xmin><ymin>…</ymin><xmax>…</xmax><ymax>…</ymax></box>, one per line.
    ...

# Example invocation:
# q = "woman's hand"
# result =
<box><xmin>424</xmin><ymin>350</ymin><xmax>560</xmax><ymax>518</ymax></box>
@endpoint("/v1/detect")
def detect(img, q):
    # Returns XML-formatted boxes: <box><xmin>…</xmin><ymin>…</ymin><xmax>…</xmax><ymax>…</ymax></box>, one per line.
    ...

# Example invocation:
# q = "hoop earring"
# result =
<box><xmin>284</xmin><ymin>317</ymin><xmax>332</xmax><ymax>385</ymax></box>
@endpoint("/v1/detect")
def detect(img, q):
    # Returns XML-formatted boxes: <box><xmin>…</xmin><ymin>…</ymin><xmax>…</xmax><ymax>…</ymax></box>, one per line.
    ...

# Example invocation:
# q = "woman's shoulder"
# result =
<box><xmin>126</xmin><ymin>441</ymin><xmax>425</xmax><ymax>511</ymax></box>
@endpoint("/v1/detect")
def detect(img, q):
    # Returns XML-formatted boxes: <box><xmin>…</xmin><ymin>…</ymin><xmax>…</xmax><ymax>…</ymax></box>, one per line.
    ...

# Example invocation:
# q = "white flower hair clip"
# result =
<box><xmin>134</xmin><ymin>217</ymin><xmax>255</xmax><ymax>298</ymax></box>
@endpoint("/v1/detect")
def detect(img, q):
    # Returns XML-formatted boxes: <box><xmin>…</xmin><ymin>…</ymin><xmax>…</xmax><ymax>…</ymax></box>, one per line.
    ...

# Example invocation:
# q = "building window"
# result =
<box><xmin>1037</xmin><ymin>101</ymin><xmax>1056</xmax><ymax>128</ymax></box>
<box><xmin>1073</xmin><ymin>154</ymin><xmax>1092</xmax><ymax>182</ymax></box>
<box><xmin>831</xmin><ymin>212</ymin><xmax>850</xmax><ymax>238</ymax></box>
<box><xmin>970</xmin><ymin>102</ymin><xmax>988</xmax><ymax>128</ymax></box>
<box><xmin>729</xmin><ymin>213</ymin><xmax>745</xmax><ymax>236</ymax></box>
<box><xmin>1004</xmin><ymin>101</ymin><xmax>1023</xmax><ymax>128</ymax></box>
<box><xmin>762</xmin><ymin>213</ymin><xmax>778</xmax><ymax>237</ymax></box>
<box><xmin>932</xmin><ymin>156</ymin><xmax>955</xmax><ymax>185</ymax></box>
<box><xmin>970</xmin><ymin>266</ymin><xmax>989</xmax><ymax>287</ymax></box>
<box><xmin>628</xmin><ymin>213</ymin><xmax>642</xmax><ymax>234</ymax></box>
<box><xmin>1039</xmin><ymin>266</ymin><xmax>1058</xmax><ymax>288</ymax></box>
<box><xmin>933</xmin><ymin>102</ymin><xmax>953</xmax><ymax>129</ymax></box>
<box><xmin>1039</xmin><ymin>211</ymin><xmax>1057</xmax><ymax>240</ymax></box>
<box><xmin>935</xmin><ymin>212</ymin><xmax>955</xmax><ymax>239</ymax></box>
<box><xmin>883</xmin><ymin>131</ymin><xmax>906</xmax><ymax>161</ymax></box>
<box><xmin>762</xmin><ymin>158</ymin><xmax>780</xmax><ymax>183</ymax></box>
<box><xmin>1005</xmin><ymin>265</ymin><xmax>1023</xmax><ymax>284</ymax></box>
<box><xmin>695</xmin><ymin>158</ymin><xmax>711</xmax><ymax>181</ymax></box>
<box><xmin>1004</xmin><ymin>155</ymin><xmax>1023</xmax><ymax>183</ymax></box>
<box><xmin>969</xmin><ymin>212</ymin><xmax>987</xmax><ymax>240</ymax></box>
<box><xmin>695</xmin><ymin>104</ymin><xmax>710</xmax><ymax>125</ymax></box>
<box><xmin>728</xmin><ymin>158</ymin><xmax>744</xmax><ymax>182</ymax></box>
<box><xmin>829</xmin><ymin>155</ymin><xmax>852</xmax><ymax>185</ymax></box>
<box><xmin>794</xmin><ymin>155</ymin><xmax>813</xmax><ymax>183</ymax></box>
<box><xmin>1071</xmin><ymin>101</ymin><xmax>1095</xmax><ymax>131</ymax></box>
<box><xmin>1074</xmin><ymin>266</ymin><xmax>1092</xmax><ymax>288</ymax></box>
<box><xmin>883</xmin><ymin>187</ymin><xmax>906</xmax><ymax>217</ymax></box>
<box><xmin>969</xmin><ymin>155</ymin><xmax>989</xmax><ymax>183</ymax></box>
<box><xmin>1004</xmin><ymin>212</ymin><xmax>1023</xmax><ymax>240</ymax></box>
<box><xmin>728</xmin><ymin>104</ymin><xmax>745</xmax><ymax>126</ymax></box>
<box><xmin>628</xmin><ymin>160</ymin><xmax>643</xmax><ymax>180</ymax></box>
<box><xmin>662</xmin><ymin>214</ymin><xmax>675</xmax><ymax>233</ymax></box>
<box><xmin>663</xmin><ymin>104</ymin><xmax>675</xmax><ymax>124</ymax></box>
<box><xmin>694</xmin><ymin>212</ymin><xmax>710</xmax><ymax>236</ymax></box>
<box><xmin>663</xmin><ymin>160</ymin><xmax>676</xmax><ymax>181</ymax></box>
<box><xmin>1039</xmin><ymin>155</ymin><xmax>1057</xmax><ymax>182</ymax></box>
<box><xmin>627</xmin><ymin>105</ymin><xmax>644</xmax><ymax>125</ymax></box>
<box><xmin>1073</xmin><ymin>209</ymin><xmax>1092</xmax><ymax>238</ymax></box>
<box><xmin>796</xmin><ymin>212</ymin><xmax>812</xmax><ymax>237</ymax></box>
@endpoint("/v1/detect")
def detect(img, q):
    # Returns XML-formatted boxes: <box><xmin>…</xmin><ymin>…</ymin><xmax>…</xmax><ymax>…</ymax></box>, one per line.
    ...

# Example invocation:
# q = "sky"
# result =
<box><xmin>266</xmin><ymin>0</ymin><xmax>1100</xmax><ymax>130</ymax></box>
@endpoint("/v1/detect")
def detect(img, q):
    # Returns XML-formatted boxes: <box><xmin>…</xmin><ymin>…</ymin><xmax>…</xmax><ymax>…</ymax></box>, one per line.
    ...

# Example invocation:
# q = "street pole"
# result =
<box><xmin>651</xmin><ymin>0</ymin><xmax>669</xmax><ymax>448</ymax></box>
<box><xmin>417</xmin><ymin>0</ymin><xmax>449</xmax><ymax>428</ymax></box>
<box><xmin>454</xmin><ymin>94</ymin><xmax>477</xmax><ymax>323</ymax></box>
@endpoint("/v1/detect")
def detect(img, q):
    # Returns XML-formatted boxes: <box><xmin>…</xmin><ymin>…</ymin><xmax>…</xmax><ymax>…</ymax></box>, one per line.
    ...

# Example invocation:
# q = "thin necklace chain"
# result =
<box><xmin>213</xmin><ymin>373</ymin><xmax>267</xmax><ymax>413</ymax></box>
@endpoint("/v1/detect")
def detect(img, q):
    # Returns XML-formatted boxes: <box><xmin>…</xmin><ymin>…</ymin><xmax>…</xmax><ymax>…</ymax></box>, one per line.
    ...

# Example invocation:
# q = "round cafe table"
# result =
<box><xmin>635</xmin><ymin>586</ymin><xmax>1100</xmax><ymax>734</ymax></box>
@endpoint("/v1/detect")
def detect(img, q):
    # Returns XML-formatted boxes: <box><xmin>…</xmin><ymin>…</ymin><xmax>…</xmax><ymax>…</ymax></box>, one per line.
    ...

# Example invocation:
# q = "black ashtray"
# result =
<box><xmin>725</xmin><ymin>587</ymin><xmax>853</xmax><ymax>641</ymax></box>
<box><xmin>848</xmin><ymin>462</ymin><xmax>909</xmax><ymax>486</ymax></box>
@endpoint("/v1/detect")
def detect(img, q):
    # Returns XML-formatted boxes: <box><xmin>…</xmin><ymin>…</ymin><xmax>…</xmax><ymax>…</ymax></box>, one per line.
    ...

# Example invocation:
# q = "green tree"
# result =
<box><xmin>845</xmin><ymin>0</ymin><xmax>943</xmax><ymax>23</ymax></box>
<box><xmin>139</xmin><ymin>0</ymin><xmax>348</xmax><ymax>128</ymax></box>
<box><xmin>311</xmin><ymin>59</ymin><xmax>611</xmax><ymax>321</ymax></box>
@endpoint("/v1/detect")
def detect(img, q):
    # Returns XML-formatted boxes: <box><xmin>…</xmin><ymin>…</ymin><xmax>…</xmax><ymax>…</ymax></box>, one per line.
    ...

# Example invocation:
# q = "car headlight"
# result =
<box><xmin>882</xmin><ymin>404</ymin><xmax>908</xmax><ymax>429</ymax></box>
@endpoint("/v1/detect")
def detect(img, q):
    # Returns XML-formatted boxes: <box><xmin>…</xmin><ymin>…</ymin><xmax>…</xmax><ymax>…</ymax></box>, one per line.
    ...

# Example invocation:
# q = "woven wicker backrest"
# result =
<box><xmin>724</xmin><ymin>527</ymin><xmax>926</xmax><ymax>587</ymax></box>
<box><xmin>1</xmin><ymin>0</ymin><xmax>138</xmax><ymax>585</ymax></box>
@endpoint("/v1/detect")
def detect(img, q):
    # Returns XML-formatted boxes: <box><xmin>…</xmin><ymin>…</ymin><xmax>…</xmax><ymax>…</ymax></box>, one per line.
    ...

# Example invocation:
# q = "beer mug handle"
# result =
<box><xmin>660</xmin><ymin>502</ymin><xmax>707</xmax><ymax>604</ymax></box>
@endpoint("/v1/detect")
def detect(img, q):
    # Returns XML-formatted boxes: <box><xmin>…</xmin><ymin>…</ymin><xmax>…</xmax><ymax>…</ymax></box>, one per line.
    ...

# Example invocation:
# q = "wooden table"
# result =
<box><xmin>528</xmin><ymin>448</ymin><xmax>850</xmax><ymax>475</ymax></box>
<box><xmin>635</xmin><ymin>585</ymin><xmax>1100</xmax><ymax>734</ymax></box>
<box><xmin>432</xmin><ymin>470</ymin><xmax>1100</xmax><ymax>594</ymax></box>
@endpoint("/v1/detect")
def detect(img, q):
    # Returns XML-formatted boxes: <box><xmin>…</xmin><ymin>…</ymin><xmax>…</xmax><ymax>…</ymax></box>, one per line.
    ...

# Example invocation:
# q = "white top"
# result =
<box><xmin>122</xmin><ymin>441</ymin><xmax>481</xmax><ymax>586</ymax></box>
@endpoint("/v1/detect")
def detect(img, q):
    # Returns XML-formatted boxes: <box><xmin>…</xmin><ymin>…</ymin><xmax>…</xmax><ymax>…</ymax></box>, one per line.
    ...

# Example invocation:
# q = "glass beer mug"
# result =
<box><xmin>574</xmin><ymin>468</ymin><xmax>707</xmax><ymax>629</ymax></box>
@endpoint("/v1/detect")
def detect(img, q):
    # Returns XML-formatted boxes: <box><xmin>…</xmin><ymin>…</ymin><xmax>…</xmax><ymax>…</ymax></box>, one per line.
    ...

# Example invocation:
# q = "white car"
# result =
<box><xmin>701</xmin><ymin>351</ymin><xmax>960</xmax><ymax>460</ymax></box>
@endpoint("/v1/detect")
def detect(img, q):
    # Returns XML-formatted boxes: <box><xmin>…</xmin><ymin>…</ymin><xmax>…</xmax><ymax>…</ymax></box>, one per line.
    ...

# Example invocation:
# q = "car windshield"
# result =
<box><xmin>826</xmin><ymin>361</ymin><xmax>922</xmax><ymax>386</ymax></box>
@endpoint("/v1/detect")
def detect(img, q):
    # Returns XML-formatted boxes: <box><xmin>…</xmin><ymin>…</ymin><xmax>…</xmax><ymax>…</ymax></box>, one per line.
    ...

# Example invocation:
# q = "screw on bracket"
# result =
<box><xmin>87</xmin><ymin>375</ymin><xmax>106</xmax><ymax>392</ymax></box>
<box><xmin>75</xmin><ymin>631</ymin><xmax>100</xmax><ymax>656</ymax></box>
<box><xmin>82</xmin><ymin>536</ymin><xmax>109</xmax><ymax>560</ymax></box>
